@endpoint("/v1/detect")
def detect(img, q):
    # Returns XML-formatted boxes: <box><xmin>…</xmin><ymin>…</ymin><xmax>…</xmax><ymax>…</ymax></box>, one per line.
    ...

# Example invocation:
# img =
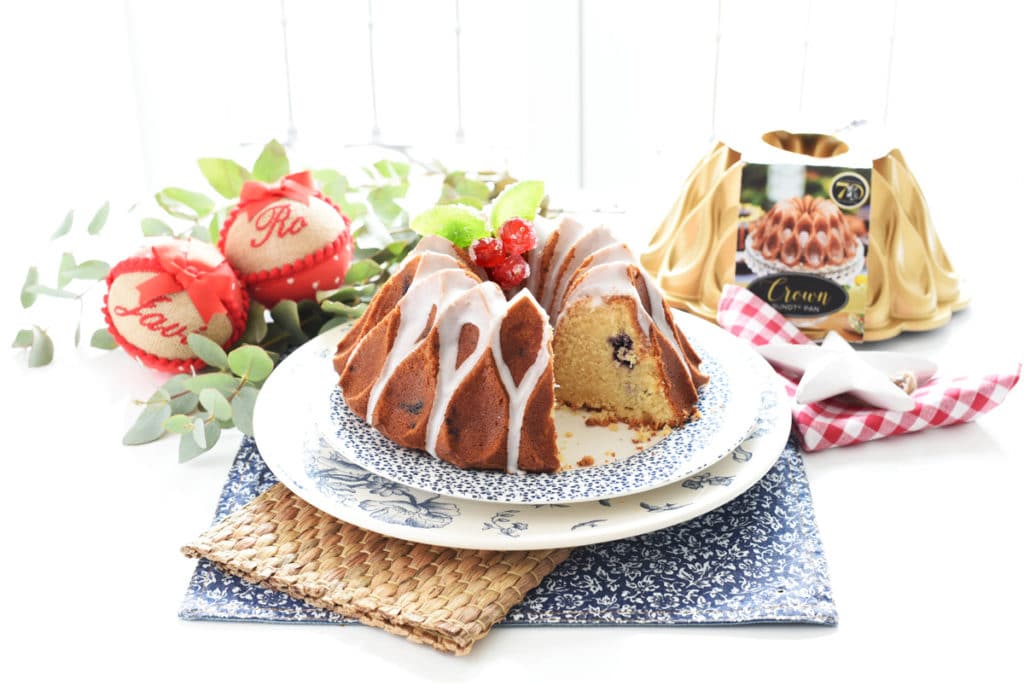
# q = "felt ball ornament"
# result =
<box><xmin>219</xmin><ymin>170</ymin><xmax>354</xmax><ymax>307</ymax></box>
<box><xmin>103</xmin><ymin>239</ymin><xmax>249</xmax><ymax>373</ymax></box>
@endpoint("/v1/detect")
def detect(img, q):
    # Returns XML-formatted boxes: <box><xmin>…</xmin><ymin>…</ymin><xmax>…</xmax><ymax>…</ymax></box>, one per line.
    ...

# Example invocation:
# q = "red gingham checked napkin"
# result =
<box><xmin>716</xmin><ymin>285</ymin><xmax>1021</xmax><ymax>451</ymax></box>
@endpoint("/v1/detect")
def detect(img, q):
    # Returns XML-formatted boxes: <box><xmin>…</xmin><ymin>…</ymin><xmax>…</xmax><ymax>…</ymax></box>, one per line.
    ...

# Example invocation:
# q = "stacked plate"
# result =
<box><xmin>253</xmin><ymin>314</ymin><xmax>790</xmax><ymax>551</ymax></box>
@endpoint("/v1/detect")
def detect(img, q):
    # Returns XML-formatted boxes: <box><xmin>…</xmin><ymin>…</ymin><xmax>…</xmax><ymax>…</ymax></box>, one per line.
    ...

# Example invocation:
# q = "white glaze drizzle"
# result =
<box><xmin>409</xmin><ymin>233</ymin><xmax>462</xmax><ymax>260</ymax></box>
<box><xmin>489</xmin><ymin>289</ymin><xmax>551</xmax><ymax>474</ymax></box>
<box><xmin>423</xmin><ymin>282</ymin><xmax>507</xmax><ymax>456</ymax></box>
<box><xmin>544</xmin><ymin>225</ymin><xmax>618</xmax><ymax>316</ymax></box>
<box><xmin>524</xmin><ymin>215</ymin><xmax>557</xmax><ymax>295</ymax></box>
<box><xmin>411</xmin><ymin>251</ymin><xmax>463</xmax><ymax>280</ymax></box>
<box><xmin>637</xmin><ymin>268</ymin><xmax>690</xmax><ymax>376</ymax></box>
<box><xmin>575</xmin><ymin>242</ymin><xmax>636</xmax><ymax>273</ymax></box>
<box><xmin>365</xmin><ymin>268</ymin><xmax>478</xmax><ymax>423</ymax></box>
<box><xmin>537</xmin><ymin>216</ymin><xmax>587</xmax><ymax>309</ymax></box>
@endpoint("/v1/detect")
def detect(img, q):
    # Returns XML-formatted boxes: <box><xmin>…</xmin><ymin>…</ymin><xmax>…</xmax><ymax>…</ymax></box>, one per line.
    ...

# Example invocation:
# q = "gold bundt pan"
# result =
<box><xmin>641</xmin><ymin>139</ymin><xmax>968</xmax><ymax>341</ymax></box>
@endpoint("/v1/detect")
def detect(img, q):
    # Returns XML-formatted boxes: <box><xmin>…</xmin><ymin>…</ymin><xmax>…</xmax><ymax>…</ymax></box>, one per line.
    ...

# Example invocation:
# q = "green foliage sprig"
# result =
<box><xmin>14</xmin><ymin>138</ymin><xmax>521</xmax><ymax>461</ymax></box>
<box><xmin>14</xmin><ymin>203</ymin><xmax>114</xmax><ymax>366</ymax></box>
<box><xmin>123</xmin><ymin>334</ymin><xmax>273</xmax><ymax>462</ymax></box>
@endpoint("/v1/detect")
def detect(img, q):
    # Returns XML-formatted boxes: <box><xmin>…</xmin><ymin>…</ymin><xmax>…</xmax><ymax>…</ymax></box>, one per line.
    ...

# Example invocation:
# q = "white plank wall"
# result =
<box><xmin>4</xmin><ymin>0</ymin><xmax>1023</xmax><ymax>268</ymax></box>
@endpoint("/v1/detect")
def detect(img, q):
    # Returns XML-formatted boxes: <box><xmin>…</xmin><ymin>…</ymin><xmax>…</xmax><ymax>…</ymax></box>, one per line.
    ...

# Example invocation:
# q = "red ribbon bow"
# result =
<box><xmin>135</xmin><ymin>243</ymin><xmax>238</xmax><ymax>323</ymax></box>
<box><xmin>238</xmin><ymin>170</ymin><xmax>316</xmax><ymax>219</ymax></box>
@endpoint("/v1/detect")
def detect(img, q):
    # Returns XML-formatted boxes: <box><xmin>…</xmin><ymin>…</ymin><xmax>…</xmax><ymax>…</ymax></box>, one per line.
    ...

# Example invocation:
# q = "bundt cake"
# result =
<box><xmin>747</xmin><ymin>196</ymin><xmax>860</xmax><ymax>270</ymax></box>
<box><xmin>333</xmin><ymin>217</ymin><xmax>708</xmax><ymax>474</ymax></box>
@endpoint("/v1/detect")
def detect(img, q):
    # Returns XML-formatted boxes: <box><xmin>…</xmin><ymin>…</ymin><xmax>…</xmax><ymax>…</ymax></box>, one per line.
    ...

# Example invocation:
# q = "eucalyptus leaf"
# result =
<box><xmin>186</xmin><ymin>333</ymin><xmax>228</xmax><ymax>370</ymax></box>
<box><xmin>162</xmin><ymin>374</ymin><xmax>199</xmax><ymax>414</ymax></box>
<box><xmin>156</xmin><ymin>187</ymin><xmax>215</xmax><ymax>220</ymax></box>
<box><xmin>179</xmin><ymin>419</ymin><xmax>221</xmax><ymax>462</ymax></box>
<box><xmin>28</xmin><ymin>327</ymin><xmax>53</xmax><ymax>367</ymax></box>
<box><xmin>227</xmin><ymin>345</ymin><xmax>274</xmax><ymax>382</ymax></box>
<box><xmin>123</xmin><ymin>402</ymin><xmax>172</xmax><ymax>445</ymax></box>
<box><xmin>410</xmin><ymin>204</ymin><xmax>488</xmax><ymax>248</ymax></box>
<box><xmin>445</xmin><ymin>171</ymin><xmax>467</xmax><ymax>185</ymax></box>
<box><xmin>269</xmin><ymin>299</ymin><xmax>307</xmax><ymax>344</ymax></box>
<box><xmin>190</xmin><ymin>223</ymin><xmax>210</xmax><ymax>242</ymax></box>
<box><xmin>252</xmin><ymin>139</ymin><xmax>290</xmax><ymax>182</ymax></box>
<box><xmin>52</xmin><ymin>210</ymin><xmax>74</xmax><ymax>239</ymax></box>
<box><xmin>385</xmin><ymin>240</ymin><xmax>409</xmax><ymax>256</ymax></box>
<box><xmin>315</xmin><ymin>169</ymin><xmax>348</xmax><ymax>203</ymax></box>
<box><xmin>87</xmin><ymin>201</ymin><xmax>110</xmax><ymax>235</ymax></box>
<box><xmin>199</xmin><ymin>388</ymin><xmax>232</xmax><ymax>421</ymax></box>
<box><xmin>337</xmin><ymin>198</ymin><xmax>368</xmax><ymax>221</ymax></box>
<box><xmin>25</xmin><ymin>284</ymin><xmax>76</xmax><ymax>299</ymax></box>
<box><xmin>449</xmin><ymin>195</ymin><xmax>484</xmax><ymax>209</ymax></box>
<box><xmin>141</xmin><ymin>217</ymin><xmax>174</xmax><ymax>237</ymax></box>
<box><xmin>318</xmin><ymin>282</ymin><xmax>377</xmax><ymax>303</ymax></box>
<box><xmin>198</xmin><ymin>158</ymin><xmax>252</xmax><ymax>199</ymax></box>
<box><xmin>242</xmin><ymin>300</ymin><xmax>268</xmax><ymax>344</ymax></box>
<box><xmin>178</xmin><ymin>432</ymin><xmax>204</xmax><ymax>462</ymax></box>
<box><xmin>454</xmin><ymin>176</ymin><xmax>491</xmax><ymax>202</ymax></box>
<box><xmin>192</xmin><ymin>418</ymin><xmax>209</xmax><ymax>449</ymax></box>
<box><xmin>320</xmin><ymin>301</ymin><xmax>368</xmax><ymax>318</ymax></box>
<box><xmin>57</xmin><ymin>252</ymin><xmax>76</xmax><ymax>288</ymax></box>
<box><xmin>313</xmin><ymin>168</ymin><xmax>346</xmax><ymax>186</ymax></box>
<box><xmin>204</xmin><ymin>421</ymin><xmax>222</xmax><ymax>454</ymax></box>
<box><xmin>368</xmin><ymin>183</ymin><xmax>409</xmax><ymax>225</ymax></box>
<box><xmin>12</xmin><ymin>329</ymin><xmax>33</xmax><ymax>348</ymax></box>
<box><xmin>230</xmin><ymin>385</ymin><xmax>259</xmax><ymax>435</ymax></box>
<box><xmin>373</xmin><ymin>159</ymin><xmax>411</xmax><ymax>179</ymax></box>
<box><xmin>180</xmin><ymin>372</ymin><xmax>239</xmax><ymax>395</ymax></box>
<box><xmin>21</xmin><ymin>267</ymin><xmax>39</xmax><ymax>308</ymax></box>
<box><xmin>317</xmin><ymin>285</ymin><xmax>358</xmax><ymax>303</ymax></box>
<box><xmin>64</xmin><ymin>260</ymin><xmax>111</xmax><ymax>282</ymax></box>
<box><xmin>90</xmin><ymin>328</ymin><xmax>118</xmax><ymax>350</ymax></box>
<box><xmin>164</xmin><ymin>414</ymin><xmax>194</xmax><ymax>434</ymax></box>
<box><xmin>490</xmin><ymin>180</ymin><xmax>544</xmax><ymax>229</ymax></box>
<box><xmin>208</xmin><ymin>213</ymin><xmax>221</xmax><ymax>244</ymax></box>
<box><xmin>344</xmin><ymin>258</ymin><xmax>383</xmax><ymax>284</ymax></box>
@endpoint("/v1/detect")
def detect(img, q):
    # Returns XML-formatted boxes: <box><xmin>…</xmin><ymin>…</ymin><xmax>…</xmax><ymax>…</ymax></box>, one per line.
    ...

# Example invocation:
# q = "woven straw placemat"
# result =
<box><xmin>182</xmin><ymin>483</ymin><xmax>569</xmax><ymax>655</ymax></box>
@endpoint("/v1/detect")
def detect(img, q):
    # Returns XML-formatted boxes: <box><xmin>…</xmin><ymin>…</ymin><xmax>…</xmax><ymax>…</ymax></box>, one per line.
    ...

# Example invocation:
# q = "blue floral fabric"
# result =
<box><xmin>180</xmin><ymin>437</ymin><xmax>836</xmax><ymax>626</ymax></box>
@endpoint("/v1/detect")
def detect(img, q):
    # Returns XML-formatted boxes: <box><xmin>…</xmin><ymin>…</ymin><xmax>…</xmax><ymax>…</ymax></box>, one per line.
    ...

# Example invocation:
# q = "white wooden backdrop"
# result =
<box><xmin>2</xmin><ymin>0</ymin><xmax>1022</xmax><ymax>282</ymax></box>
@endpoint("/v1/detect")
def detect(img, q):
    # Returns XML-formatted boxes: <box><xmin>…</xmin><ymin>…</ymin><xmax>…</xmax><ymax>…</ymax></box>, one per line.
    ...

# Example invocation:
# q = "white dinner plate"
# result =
<box><xmin>252</xmin><ymin>328</ymin><xmax>790</xmax><ymax>550</ymax></box>
<box><xmin>317</xmin><ymin>314</ymin><xmax>763</xmax><ymax>504</ymax></box>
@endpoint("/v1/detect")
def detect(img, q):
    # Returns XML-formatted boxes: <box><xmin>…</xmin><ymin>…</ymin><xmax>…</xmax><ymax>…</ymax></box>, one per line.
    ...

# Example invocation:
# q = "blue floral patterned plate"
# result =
<box><xmin>251</xmin><ymin>326</ymin><xmax>789</xmax><ymax>550</ymax></box>
<box><xmin>316</xmin><ymin>314</ymin><xmax>764</xmax><ymax>504</ymax></box>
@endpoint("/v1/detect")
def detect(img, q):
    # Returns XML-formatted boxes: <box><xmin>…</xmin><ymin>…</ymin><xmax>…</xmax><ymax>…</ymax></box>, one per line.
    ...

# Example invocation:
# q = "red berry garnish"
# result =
<box><xmin>469</xmin><ymin>237</ymin><xmax>505</xmax><ymax>268</ymax></box>
<box><xmin>490</xmin><ymin>252</ymin><xmax>530</xmax><ymax>290</ymax></box>
<box><xmin>500</xmin><ymin>218</ymin><xmax>537</xmax><ymax>255</ymax></box>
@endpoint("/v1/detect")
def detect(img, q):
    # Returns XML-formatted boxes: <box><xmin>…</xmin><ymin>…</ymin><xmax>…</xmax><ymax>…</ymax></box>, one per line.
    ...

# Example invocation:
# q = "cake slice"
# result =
<box><xmin>553</xmin><ymin>262</ymin><xmax>708</xmax><ymax>428</ymax></box>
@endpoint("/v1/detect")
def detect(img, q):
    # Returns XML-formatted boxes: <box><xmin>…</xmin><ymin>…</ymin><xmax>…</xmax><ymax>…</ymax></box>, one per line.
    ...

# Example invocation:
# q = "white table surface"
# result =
<box><xmin>3</xmin><ymin>196</ymin><xmax>1022</xmax><ymax>684</ymax></box>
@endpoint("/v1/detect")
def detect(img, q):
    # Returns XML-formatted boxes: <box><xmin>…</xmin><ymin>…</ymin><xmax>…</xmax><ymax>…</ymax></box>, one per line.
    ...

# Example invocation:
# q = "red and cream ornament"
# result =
<box><xmin>219</xmin><ymin>171</ymin><xmax>354</xmax><ymax>307</ymax></box>
<box><xmin>103</xmin><ymin>239</ymin><xmax>249</xmax><ymax>372</ymax></box>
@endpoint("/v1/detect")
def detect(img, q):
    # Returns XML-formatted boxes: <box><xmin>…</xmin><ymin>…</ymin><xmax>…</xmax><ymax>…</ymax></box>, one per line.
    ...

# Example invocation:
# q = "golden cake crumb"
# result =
<box><xmin>577</xmin><ymin>456</ymin><xmax>595</xmax><ymax>467</ymax></box>
<box><xmin>631</xmin><ymin>426</ymin><xmax>656</xmax><ymax>443</ymax></box>
<box><xmin>564</xmin><ymin>431</ymin><xmax>574</xmax><ymax>438</ymax></box>
<box><xmin>584</xmin><ymin>410</ymin><xmax>616</xmax><ymax>427</ymax></box>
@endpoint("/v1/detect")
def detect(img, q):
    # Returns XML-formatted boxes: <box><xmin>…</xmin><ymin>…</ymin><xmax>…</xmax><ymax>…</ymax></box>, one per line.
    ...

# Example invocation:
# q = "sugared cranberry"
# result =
<box><xmin>469</xmin><ymin>237</ymin><xmax>505</xmax><ymax>268</ymax></box>
<box><xmin>490</xmin><ymin>252</ymin><xmax>530</xmax><ymax>290</ymax></box>
<box><xmin>499</xmin><ymin>218</ymin><xmax>537</xmax><ymax>255</ymax></box>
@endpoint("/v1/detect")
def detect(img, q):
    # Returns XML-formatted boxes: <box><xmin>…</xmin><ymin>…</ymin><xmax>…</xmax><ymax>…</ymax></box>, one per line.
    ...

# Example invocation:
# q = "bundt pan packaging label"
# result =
<box><xmin>642</xmin><ymin>126</ymin><xmax>969</xmax><ymax>342</ymax></box>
